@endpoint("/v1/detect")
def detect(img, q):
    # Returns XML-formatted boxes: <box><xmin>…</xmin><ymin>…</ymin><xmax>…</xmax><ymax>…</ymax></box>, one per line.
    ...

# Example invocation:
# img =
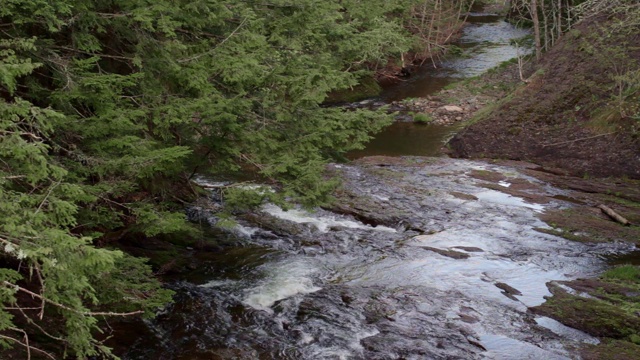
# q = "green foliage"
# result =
<box><xmin>0</xmin><ymin>0</ymin><xmax>420</xmax><ymax>357</ymax></box>
<box><xmin>413</xmin><ymin>113</ymin><xmax>433</xmax><ymax>123</ymax></box>
<box><xmin>603</xmin><ymin>265</ymin><xmax>640</xmax><ymax>282</ymax></box>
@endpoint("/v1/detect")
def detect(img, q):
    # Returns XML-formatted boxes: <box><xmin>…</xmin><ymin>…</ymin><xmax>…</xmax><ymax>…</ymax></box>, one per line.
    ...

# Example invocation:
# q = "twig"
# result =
<box><xmin>2</xmin><ymin>281</ymin><xmax>144</xmax><ymax>317</ymax></box>
<box><xmin>34</xmin><ymin>264</ymin><xmax>46</xmax><ymax>319</ymax></box>
<box><xmin>542</xmin><ymin>131</ymin><xmax>617</xmax><ymax>147</ymax></box>
<box><xmin>14</xmin><ymin>305</ymin><xmax>67</xmax><ymax>343</ymax></box>
<box><xmin>34</xmin><ymin>180</ymin><xmax>61</xmax><ymax>215</ymax></box>
<box><xmin>0</xmin><ymin>333</ymin><xmax>55</xmax><ymax>360</ymax></box>
<box><xmin>178</xmin><ymin>16</ymin><xmax>248</xmax><ymax>63</ymax></box>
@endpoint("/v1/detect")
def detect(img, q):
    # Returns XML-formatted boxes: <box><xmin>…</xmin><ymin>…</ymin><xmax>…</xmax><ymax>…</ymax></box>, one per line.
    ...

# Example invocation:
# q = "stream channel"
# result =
<box><xmin>120</xmin><ymin>9</ymin><xmax>632</xmax><ymax>360</ymax></box>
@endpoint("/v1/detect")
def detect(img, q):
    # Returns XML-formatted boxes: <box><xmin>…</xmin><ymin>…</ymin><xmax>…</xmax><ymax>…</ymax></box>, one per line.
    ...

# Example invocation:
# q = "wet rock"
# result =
<box><xmin>467</xmin><ymin>336</ymin><xmax>487</xmax><ymax>350</ymax></box>
<box><xmin>453</xmin><ymin>246</ymin><xmax>485</xmax><ymax>252</ymax></box>
<box><xmin>495</xmin><ymin>282</ymin><xmax>523</xmax><ymax>301</ymax></box>
<box><xmin>450</xmin><ymin>191</ymin><xmax>479</xmax><ymax>201</ymax></box>
<box><xmin>459</xmin><ymin>314</ymin><xmax>481</xmax><ymax>324</ymax></box>
<box><xmin>421</xmin><ymin>246</ymin><xmax>471</xmax><ymax>259</ymax></box>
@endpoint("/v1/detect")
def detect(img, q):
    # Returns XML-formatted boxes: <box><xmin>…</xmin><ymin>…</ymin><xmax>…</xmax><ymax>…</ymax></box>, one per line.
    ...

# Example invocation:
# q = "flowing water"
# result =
<box><xmin>119</xmin><ymin>9</ymin><xmax>623</xmax><ymax>360</ymax></box>
<box><xmin>351</xmin><ymin>11</ymin><xmax>531</xmax><ymax>158</ymax></box>
<box><xmin>122</xmin><ymin>159</ymin><xmax>632</xmax><ymax>360</ymax></box>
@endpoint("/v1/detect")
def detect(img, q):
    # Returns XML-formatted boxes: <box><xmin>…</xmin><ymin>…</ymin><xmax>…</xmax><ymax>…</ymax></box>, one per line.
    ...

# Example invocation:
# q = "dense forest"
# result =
<box><xmin>0</xmin><ymin>0</ymin><xmax>473</xmax><ymax>358</ymax></box>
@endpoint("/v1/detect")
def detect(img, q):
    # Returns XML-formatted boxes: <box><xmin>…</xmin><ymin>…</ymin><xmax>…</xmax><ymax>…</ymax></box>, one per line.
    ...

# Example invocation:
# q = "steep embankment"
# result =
<box><xmin>449</xmin><ymin>13</ymin><xmax>640</xmax><ymax>179</ymax></box>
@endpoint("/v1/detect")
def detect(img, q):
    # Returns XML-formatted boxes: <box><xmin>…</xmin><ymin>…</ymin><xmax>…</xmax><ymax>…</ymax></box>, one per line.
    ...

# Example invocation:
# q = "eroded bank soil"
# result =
<box><xmin>447</xmin><ymin>14</ymin><xmax>640</xmax><ymax>179</ymax></box>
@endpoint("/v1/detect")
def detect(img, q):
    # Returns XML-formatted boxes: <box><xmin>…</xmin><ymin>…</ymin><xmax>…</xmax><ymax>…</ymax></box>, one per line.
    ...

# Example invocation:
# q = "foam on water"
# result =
<box><xmin>190</xmin><ymin>175</ymin><xmax>229</xmax><ymax>188</ymax></box>
<box><xmin>199</xmin><ymin>279</ymin><xmax>236</xmax><ymax>289</ymax></box>
<box><xmin>475</xmin><ymin>189</ymin><xmax>545</xmax><ymax>212</ymax></box>
<box><xmin>243</xmin><ymin>259</ymin><xmax>322</xmax><ymax>313</ymax></box>
<box><xmin>262</xmin><ymin>204</ymin><xmax>396</xmax><ymax>233</ymax></box>
<box><xmin>233</xmin><ymin>224</ymin><xmax>260</xmax><ymax>238</ymax></box>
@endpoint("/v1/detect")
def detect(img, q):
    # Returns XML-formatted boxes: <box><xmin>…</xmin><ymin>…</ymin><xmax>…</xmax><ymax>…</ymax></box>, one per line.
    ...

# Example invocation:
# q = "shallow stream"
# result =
<box><xmin>350</xmin><ymin>10</ymin><xmax>531</xmax><ymax>158</ymax></box>
<box><xmin>123</xmin><ymin>159</ymin><xmax>632</xmax><ymax>360</ymax></box>
<box><xmin>119</xmin><ymin>8</ymin><xmax>621</xmax><ymax>360</ymax></box>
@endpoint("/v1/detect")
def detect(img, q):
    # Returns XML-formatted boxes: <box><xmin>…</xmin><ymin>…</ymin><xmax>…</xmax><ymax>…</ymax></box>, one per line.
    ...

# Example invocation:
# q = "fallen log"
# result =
<box><xmin>598</xmin><ymin>204</ymin><xmax>630</xmax><ymax>226</ymax></box>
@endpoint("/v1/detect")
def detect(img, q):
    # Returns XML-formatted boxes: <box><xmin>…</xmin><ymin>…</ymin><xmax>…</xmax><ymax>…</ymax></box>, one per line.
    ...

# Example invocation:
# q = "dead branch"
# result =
<box><xmin>598</xmin><ymin>204</ymin><xmax>630</xmax><ymax>226</ymax></box>
<box><xmin>541</xmin><ymin>131</ymin><xmax>617</xmax><ymax>147</ymax></box>
<box><xmin>0</xmin><ymin>333</ymin><xmax>55</xmax><ymax>360</ymax></box>
<box><xmin>2</xmin><ymin>281</ymin><xmax>144</xmax><ymax>317</ymax></box>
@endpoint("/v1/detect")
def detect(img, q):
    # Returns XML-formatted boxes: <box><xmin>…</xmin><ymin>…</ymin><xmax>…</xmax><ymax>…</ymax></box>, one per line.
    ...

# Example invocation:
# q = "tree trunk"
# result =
<box><xmin>531</xmin><ymin>0</ymin><xmax>542</xmax><ymax>60</ymax></box>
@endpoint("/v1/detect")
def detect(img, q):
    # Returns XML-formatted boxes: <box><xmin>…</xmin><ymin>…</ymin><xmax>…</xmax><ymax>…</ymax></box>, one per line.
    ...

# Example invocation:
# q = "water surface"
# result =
<box><xmin>354</xmin><ymin>12</ymin><xmax>531</xmax><ymax>158</ymax></box>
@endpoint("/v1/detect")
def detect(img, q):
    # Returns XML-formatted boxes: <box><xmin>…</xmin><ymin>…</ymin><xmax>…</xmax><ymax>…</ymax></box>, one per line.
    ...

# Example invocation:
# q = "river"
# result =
<box><xmin>118</xmin><ymin>8</ymin><xmax>625</xmax><ymax>360</ymax></box>
<box><xmin>349</xmin><ymin>10</ymin><xmax>530</xmax><ymax>159</ymax></box>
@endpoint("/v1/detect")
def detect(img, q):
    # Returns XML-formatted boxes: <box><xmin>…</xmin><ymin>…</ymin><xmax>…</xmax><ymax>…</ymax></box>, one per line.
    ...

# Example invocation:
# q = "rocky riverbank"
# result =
<box><xmin>393</xmin><ymin>60</ymin><xmax>527</xmax><ymax>125</ymax></box>
<box><xmin>114</xmin><ymin>156</ymin><xmax>637</xmax><ymax>359</ymax></box>
<box><xmin>436</xmin><ymin>6</ymin><xmax>640</xmax><ymax>359</ymax></box>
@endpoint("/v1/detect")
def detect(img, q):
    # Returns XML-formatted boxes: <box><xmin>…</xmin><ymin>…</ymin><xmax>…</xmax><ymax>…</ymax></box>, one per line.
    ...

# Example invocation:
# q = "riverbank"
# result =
<box><xmin>438</xmin><ymin>5</ymin><xmax>640</xmax><ymax>358</ymax></box>
<box><xmin>391</xmin><ymin>58</ymin><xmax>531</xmax><ymax>125</ymax></box>
<box><xmin>447</xmin><ymin>12</ymin><xmax>640</xmax><ymax>180</ymax></box>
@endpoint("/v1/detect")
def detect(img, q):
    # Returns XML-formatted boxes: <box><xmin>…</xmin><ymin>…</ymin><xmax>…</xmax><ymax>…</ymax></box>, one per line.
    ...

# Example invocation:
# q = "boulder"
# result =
<box><xmin>441</xmin><ymin>105</ymin><xmax>464</xmax><ymax>112</ymax></box>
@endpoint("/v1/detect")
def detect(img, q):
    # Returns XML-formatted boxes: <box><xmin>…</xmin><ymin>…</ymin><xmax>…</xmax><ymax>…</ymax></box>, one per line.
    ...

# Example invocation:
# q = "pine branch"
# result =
<box><xmin>178</xmin><ymin>16</ymin><xmax>249</xmax><ymax>63</ymax></box>
<box><xmin>0</xmin><ymin>332</ymin><xmax>55</xmax><ymax>360</ymax></box>
<box><xmin>2</xmin><ymin>281</ymin><xmax>144</xmax><ymax>317</ymax></box>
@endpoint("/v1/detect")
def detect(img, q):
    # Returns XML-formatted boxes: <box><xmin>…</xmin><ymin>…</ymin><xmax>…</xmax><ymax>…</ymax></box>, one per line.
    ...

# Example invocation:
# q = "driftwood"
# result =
<box><xmin>598</xmin><ymin>204</ymin><xmax>630</xmax><ymax>226</ymax></box>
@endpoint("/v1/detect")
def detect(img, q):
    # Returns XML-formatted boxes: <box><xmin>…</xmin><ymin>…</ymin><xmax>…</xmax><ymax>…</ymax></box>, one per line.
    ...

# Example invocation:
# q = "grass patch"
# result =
<box><xmin>463</xmin><ymin>92</ymin><xmax>515</xmax><ymax>126</ymax></box>
<box><xmin>588</xmin><ymin>106</ymin><xmax>623</xmax><ymax>134</ymax></box>
<box><xmin>603</xmin><ymin>265</ymin><xmax>640</xmax><ymax>282</ymax></box>
<box><xmin>413</xmin><ymin>113</ymin><xmax>433</xmax><ymax>124</ymax></box>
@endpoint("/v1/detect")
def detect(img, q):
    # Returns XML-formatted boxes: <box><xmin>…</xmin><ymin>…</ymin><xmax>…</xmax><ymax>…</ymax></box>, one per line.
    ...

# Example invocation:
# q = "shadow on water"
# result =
<box><xmin>607</xmin><ymin>249</ymin><xmax>640</xmax><ymax>266</ymax></box>
<box><xmin>347</xmin><ymin>122</ymin><xmax>459</xmax><ymax>159</ymax></box>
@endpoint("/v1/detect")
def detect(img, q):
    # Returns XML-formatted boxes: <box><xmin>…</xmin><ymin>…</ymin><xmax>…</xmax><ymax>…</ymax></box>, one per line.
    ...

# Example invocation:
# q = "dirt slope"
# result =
<box><xmin>448</xmin><ymin>14</ymin><xmax>640</xmax><ymax>179</ymax></box>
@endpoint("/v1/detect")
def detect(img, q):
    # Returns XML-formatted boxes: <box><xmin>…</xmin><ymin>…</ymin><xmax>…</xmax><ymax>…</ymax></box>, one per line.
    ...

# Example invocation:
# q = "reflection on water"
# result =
<box><xmin>353</xmin><ymin>13</ymin><xmax>531</xmax><ymax>159</ymax></box>
<box><xmin>348</xmin><ymin>122</ymin><xmax>458</xmax><ymax>158</ymax></box>
<box><xmin>441</xmin><ymin>18</ymin><xmax>531</xmax><ymax>79</ymax></box>
<box><xmin>607</xmin><ymin>249</ymin><xmax>640</xmax><ymax>265</ymax></box>
<box><xmin>380</xmin><ymin>15</ymin><xmax>530</xmax><ymax>102</ymax></box>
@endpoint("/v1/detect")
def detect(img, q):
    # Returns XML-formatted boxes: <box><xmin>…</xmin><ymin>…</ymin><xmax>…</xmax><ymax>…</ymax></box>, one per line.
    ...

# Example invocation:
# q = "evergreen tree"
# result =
<box><xmin>0</xmin><ymin>0</ymin><xmax>423</xmax><ymax>357</ymax></box>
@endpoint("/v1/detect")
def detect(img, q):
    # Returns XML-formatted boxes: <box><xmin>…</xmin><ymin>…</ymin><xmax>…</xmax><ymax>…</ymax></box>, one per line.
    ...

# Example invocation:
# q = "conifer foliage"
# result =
<box><xmin>0</xmin><ymin>0</ymin><xmax>420</xmax><ymax>357</ymax></box>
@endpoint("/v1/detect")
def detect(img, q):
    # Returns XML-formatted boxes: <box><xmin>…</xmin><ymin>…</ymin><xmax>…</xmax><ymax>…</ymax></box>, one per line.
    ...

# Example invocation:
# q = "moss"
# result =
<box><xmin>581</xmin><ymin>339</ymin><xmax>640</xmax><ymax>360</ymax></box>
<box><xmin>534</xmin><ymin>266</ymin><xmax>640</xmax><ymax>357</ymax></box>
<box><xmin>534</xmin><ymin>227</ymin><xmax>595</xmax><ymax>242</ymax></box>
<box><xmin>540</xmin><ymin>208</ymin><xmax>640</xmax><ymax>244</ymax></box>
<box><xmin>533</xmin><ymin>282</ymin><xmax>640</xmax><ymax>340</ymax></box>
<box><xmin>604</xmin><ymin>265</ymin><xmax>640</xmax><ymax>282</ymax></box>
<box><xmin>413</xmin><ymin>113</ymin><xmax>433</xmax><ymax>124</ymax></box>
